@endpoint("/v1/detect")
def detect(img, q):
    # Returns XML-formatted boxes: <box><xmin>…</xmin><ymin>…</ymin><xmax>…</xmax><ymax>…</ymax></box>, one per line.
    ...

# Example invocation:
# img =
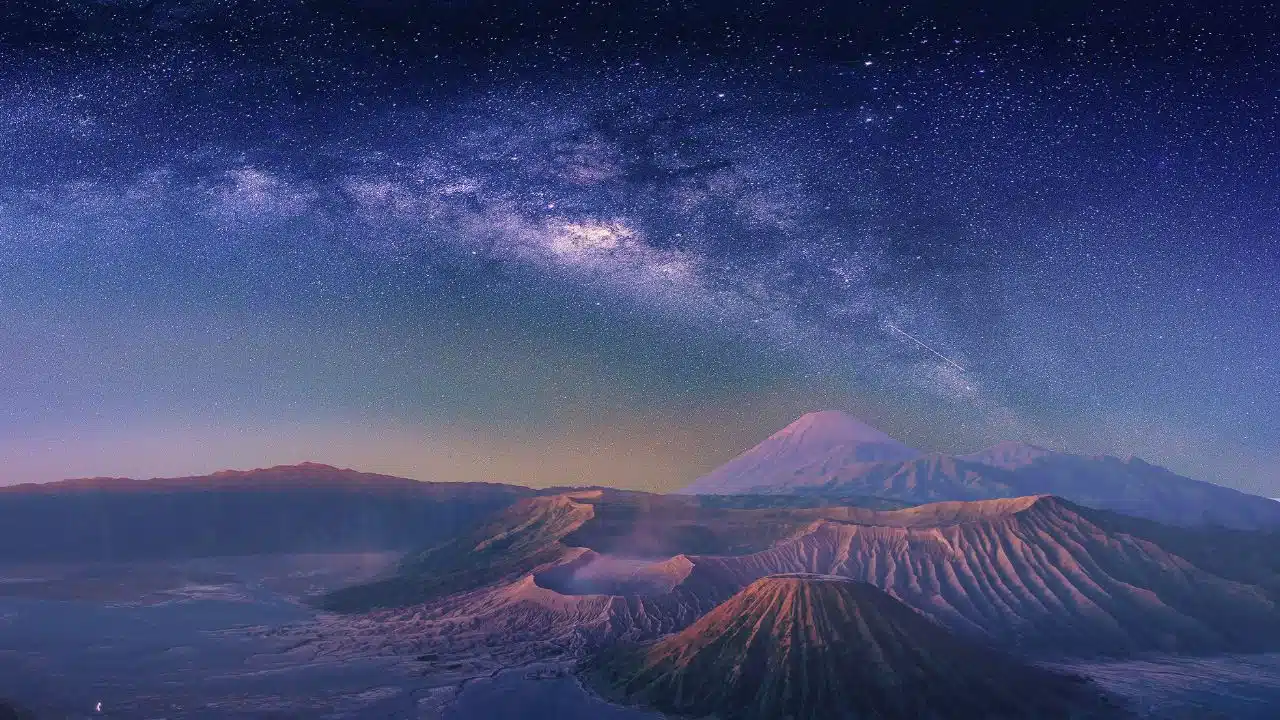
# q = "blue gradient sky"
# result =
<box><xmin>1</xmin><ymin>1</ymin><xmax>1276</xmax><ymax>493</ymax></box>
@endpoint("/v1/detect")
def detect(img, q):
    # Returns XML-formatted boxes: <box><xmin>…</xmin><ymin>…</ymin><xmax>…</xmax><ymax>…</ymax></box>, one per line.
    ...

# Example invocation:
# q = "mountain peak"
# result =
<box><xmin>292</xmin><ymin>461</ymin><xmax>343</xmax><ymax>470</ymax></box>
<box><xmin>772</xmin><ymin>410</ymin><xmax>906</xmax><ymax>448</ymax></box>
<box><xmin>210</xmin><ymin>461</ymin><xmax>345</xmax><ymax>477</ymax></box>
<box><xmin>681</xmin><ymin>410</ymin><xmax>920</xmax><ymax>495</ymax></box>
<box><xmin>591</xmin><ymin>571</ymin><xmax>1124</xmax><ymax>719</ymax></box>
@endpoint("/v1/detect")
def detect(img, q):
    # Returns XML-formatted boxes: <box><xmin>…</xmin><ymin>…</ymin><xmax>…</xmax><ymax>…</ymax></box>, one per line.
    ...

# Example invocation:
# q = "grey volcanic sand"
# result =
<box><xmin>3</xmin><ymin>554</ymin><xmax>1280</xmax><ymax>719</ymax></box>
<box><xmin>1051</xmin><ymin>654</ymin><xmax>1280</xmax><ymax>719</ymax></box>
<box><xmin>0</xmin><ymin>554</ymin><xmax>660</xmax><ymax>719</ymax></box>
<box><xmin>443</xmin><ymin>665</ymin><xmax>662</xmax><ymax>720</ymax></box>
<box><xmin>0</xmin><ymin>554</ymin><xmax>413</xmax><ymax>718</ymax></box>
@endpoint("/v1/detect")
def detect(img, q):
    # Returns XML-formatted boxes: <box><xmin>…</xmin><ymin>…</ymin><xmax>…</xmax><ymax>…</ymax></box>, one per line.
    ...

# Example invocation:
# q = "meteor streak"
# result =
<box><xmin>886</xmin><ymin>323</ymin><xmax>967</xmax><ymax>372</ymax></box>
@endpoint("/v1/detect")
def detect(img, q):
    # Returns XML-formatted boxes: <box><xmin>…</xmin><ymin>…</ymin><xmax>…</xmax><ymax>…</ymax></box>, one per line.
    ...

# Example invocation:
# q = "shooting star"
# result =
<box><xmin>886</xmin><ymin>323</ymin><xmax>967</xmax><ymax>372</ymax></box>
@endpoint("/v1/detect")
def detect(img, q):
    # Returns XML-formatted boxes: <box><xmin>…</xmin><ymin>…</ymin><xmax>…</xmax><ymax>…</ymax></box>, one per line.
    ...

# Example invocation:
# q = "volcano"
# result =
<box><xmin>680</xmin><ymin>410</ymin><xmax>921</xmax><ymax>494</ymax></box>
<box><xmin>588</xmin><ymin>573</ymin><xmax>1127</xmax><ymax>719</ymax></box>
<box><xmin>327</xmin><ymin>489</ymin><xmax>1280</xmax><ymax>656</ymax></box>
<box><xmin>683</xmin><ymin>411</ymin><xmax>1280</xmax><ymax>529</ymax></box>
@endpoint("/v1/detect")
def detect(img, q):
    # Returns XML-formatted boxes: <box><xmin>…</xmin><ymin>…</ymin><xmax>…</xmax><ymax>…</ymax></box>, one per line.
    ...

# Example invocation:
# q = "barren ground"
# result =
<box><xmin>2</xmin><ymin>554</ymin><xmax>1279</xmax><ymax>718</ymax></box>
<box><xmin>0</xmin><ymin>554</ymin><xmax>657</xmax><ymax>719</ymax></box>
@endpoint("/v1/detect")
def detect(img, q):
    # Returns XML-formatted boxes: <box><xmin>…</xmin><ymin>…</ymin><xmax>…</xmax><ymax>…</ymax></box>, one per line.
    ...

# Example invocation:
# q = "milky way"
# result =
<box><xmin>1</xmin><ymin>1</ymin><xmax>1276</xmax><ymax>492</ymax></box>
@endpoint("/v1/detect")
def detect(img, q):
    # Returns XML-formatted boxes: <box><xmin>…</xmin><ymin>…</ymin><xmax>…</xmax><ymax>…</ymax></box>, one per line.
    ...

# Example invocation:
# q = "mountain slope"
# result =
<box><xmin>683</xmin><ymin>496</ymin><xmax>1280</xmax><ymax>656</ymax></box>
<box><xmin>588</xmin><ymin>574</ymin><xmax>1127</xmax><ymax>720</ymax></box>
<box><xmin>959</xmin><ymin>440</ymin><xmax>1057</xmax><ymax>469</ymax></box>
<box><xmin>681</xmin><ymin>410</ymin><xmax>920</xmax><ymax>494</ymax></box>
<box><xmin>956</xmin><ymin>447</ymin><xmax>1280</xmax><ymax>529</ymax></box>
<box><xmin>321</xmin><ymin>489</ymin><xmax>854</xmax><ymax>611</ymax></box>
<box><xmin>0</xmin><ymin>463</ymin><xmax>530</xmax><ymax>561</ymax></box>
<box><xmin>324</xmin><ymin>489</ymin><xmax>1280</xmax><ymax>658</ymax></box>
<box><xmin>807</xmin><ymin>452</ymin><xmax>1027</xmax><ymax>500</ymax></box>
<box><xmin>1081</xmin><ymin>507</ymin><xmax>1280</xmax><ymax>600</ymax></box>
<box><xmin>1003</xmin><ymin>454</ymin><xmax>1280</xmax><ymax>529</ymax></box>
<box><xmin>322</xmin><ymin>491</ymin><xmax>596</xmax><ymax>611</ymax></box>
<box><xmin>683</xmin><ymin>412</ymin><xmax>1280</xmax><ymax>529</ymax></box>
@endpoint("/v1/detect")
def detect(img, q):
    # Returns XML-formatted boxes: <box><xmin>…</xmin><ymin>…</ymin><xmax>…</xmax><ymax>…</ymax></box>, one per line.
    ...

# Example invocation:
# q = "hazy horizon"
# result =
<box><xmin>3</xmin><ymin>407</ymin><xmax>1271</xmax><ymax>496</ymax></box>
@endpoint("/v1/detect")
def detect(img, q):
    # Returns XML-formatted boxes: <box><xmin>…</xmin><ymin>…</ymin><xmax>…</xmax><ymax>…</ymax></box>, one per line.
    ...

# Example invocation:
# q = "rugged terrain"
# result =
<box><xmin>322</xmin><ymin>489</ymin><xmax>891</xmax><ymax>612</ymax></box>
<box><xmin>588</xmin><ymin>574</ymin><xmax>1128</xmax><ymax>719</ymax></box>
<box><xmin>322</xmin><ymin>489</ymin><xmax>1280</xmax><ymax>658</ymax></box>
<box><xmin>8</xmin><ymin>466</ymin><xmax>1280</xmax><ymax>717</ymax></box>
<box><xmin>682</xmin><ymin>495</ymin><xmax>1280</xmax><ymax>655</ymax></box>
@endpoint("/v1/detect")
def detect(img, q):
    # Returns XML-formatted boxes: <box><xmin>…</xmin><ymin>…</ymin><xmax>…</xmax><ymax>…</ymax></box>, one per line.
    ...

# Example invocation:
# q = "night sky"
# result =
<box><xmin>1</xmin><ymin>1</ymin><xmax>1276</xmax><ymax>493</ymax></box>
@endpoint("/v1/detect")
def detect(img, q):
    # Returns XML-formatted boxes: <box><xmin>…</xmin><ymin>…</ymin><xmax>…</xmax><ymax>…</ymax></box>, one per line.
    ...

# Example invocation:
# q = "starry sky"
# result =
<box><xmin>1</xmin><ymin>1</ymin><xmax>1277</xmax><ymax>493</ymax></box>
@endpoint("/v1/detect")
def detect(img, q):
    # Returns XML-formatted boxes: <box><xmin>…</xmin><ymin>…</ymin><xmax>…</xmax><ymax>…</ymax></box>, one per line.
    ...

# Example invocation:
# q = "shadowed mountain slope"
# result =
<box><xmin>1082</xmin><ymin>507</ymin><xmax>1280</xmax><ymax>600</ymax></box>
<box><xmin>0</xmin><ymin>463</ymin><xmax>530</xmax><ymax>561</ymax></box>
<box><xmin>994</xmin><ymin>453</ymin><xmax>1280</xmax><ymax>529</ymax></box>
<box><xmin>588</xmin><ymin>574</ymin><xmax>1129</xmax><ymax>720</ymax></box>
<box><xmin>322</xmin><ymin>491</ymin><xmax>597</xmax><ymax>611</ymax></box>
<box><xmin>683</xmin><ymin>412</ymin><xmax>1280</xmax><ymax>529</ymax></box>
<box><xmin>959</xmin><ymin>440</ymin><xmax>1057</xmax><ymax>468</ymax></box>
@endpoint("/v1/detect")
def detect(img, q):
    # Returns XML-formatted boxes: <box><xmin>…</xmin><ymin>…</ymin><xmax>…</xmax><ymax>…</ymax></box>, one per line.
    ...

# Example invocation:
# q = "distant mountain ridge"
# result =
<box><xmin>0</xmin><ymin>463</ymin><xmax>532</xmax><ymax>561</ymax></box>
<box><xmin>682</xmin><ymin>411</ymin><xmax>1280</xmax><ymax>530</ymax></box>
<box><xmin>1</xmin><ymin>462</ymin><xmax>513</xmax><ymax>494</ymax></box>
<box><xmin>959</xmin><ymin>439</ymin><xmax>1057</xmax><ymax>468</ymax></box>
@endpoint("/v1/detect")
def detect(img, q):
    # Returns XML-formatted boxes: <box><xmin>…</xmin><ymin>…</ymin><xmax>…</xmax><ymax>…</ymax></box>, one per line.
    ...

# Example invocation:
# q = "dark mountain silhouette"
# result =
<box><xmin>0</xmin><ymin>463</ymin><xmax>530</xmax><ymax>561</ymax></box>
<box><xmin>682</xmin><ymin>411</ymin><xmax>1280</xmax><ymax>529</ymax></box>
<box><xmin>587</xmin><ymin>574</ymin><xmax>1129</xmax><ymax>719</ymax></box>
